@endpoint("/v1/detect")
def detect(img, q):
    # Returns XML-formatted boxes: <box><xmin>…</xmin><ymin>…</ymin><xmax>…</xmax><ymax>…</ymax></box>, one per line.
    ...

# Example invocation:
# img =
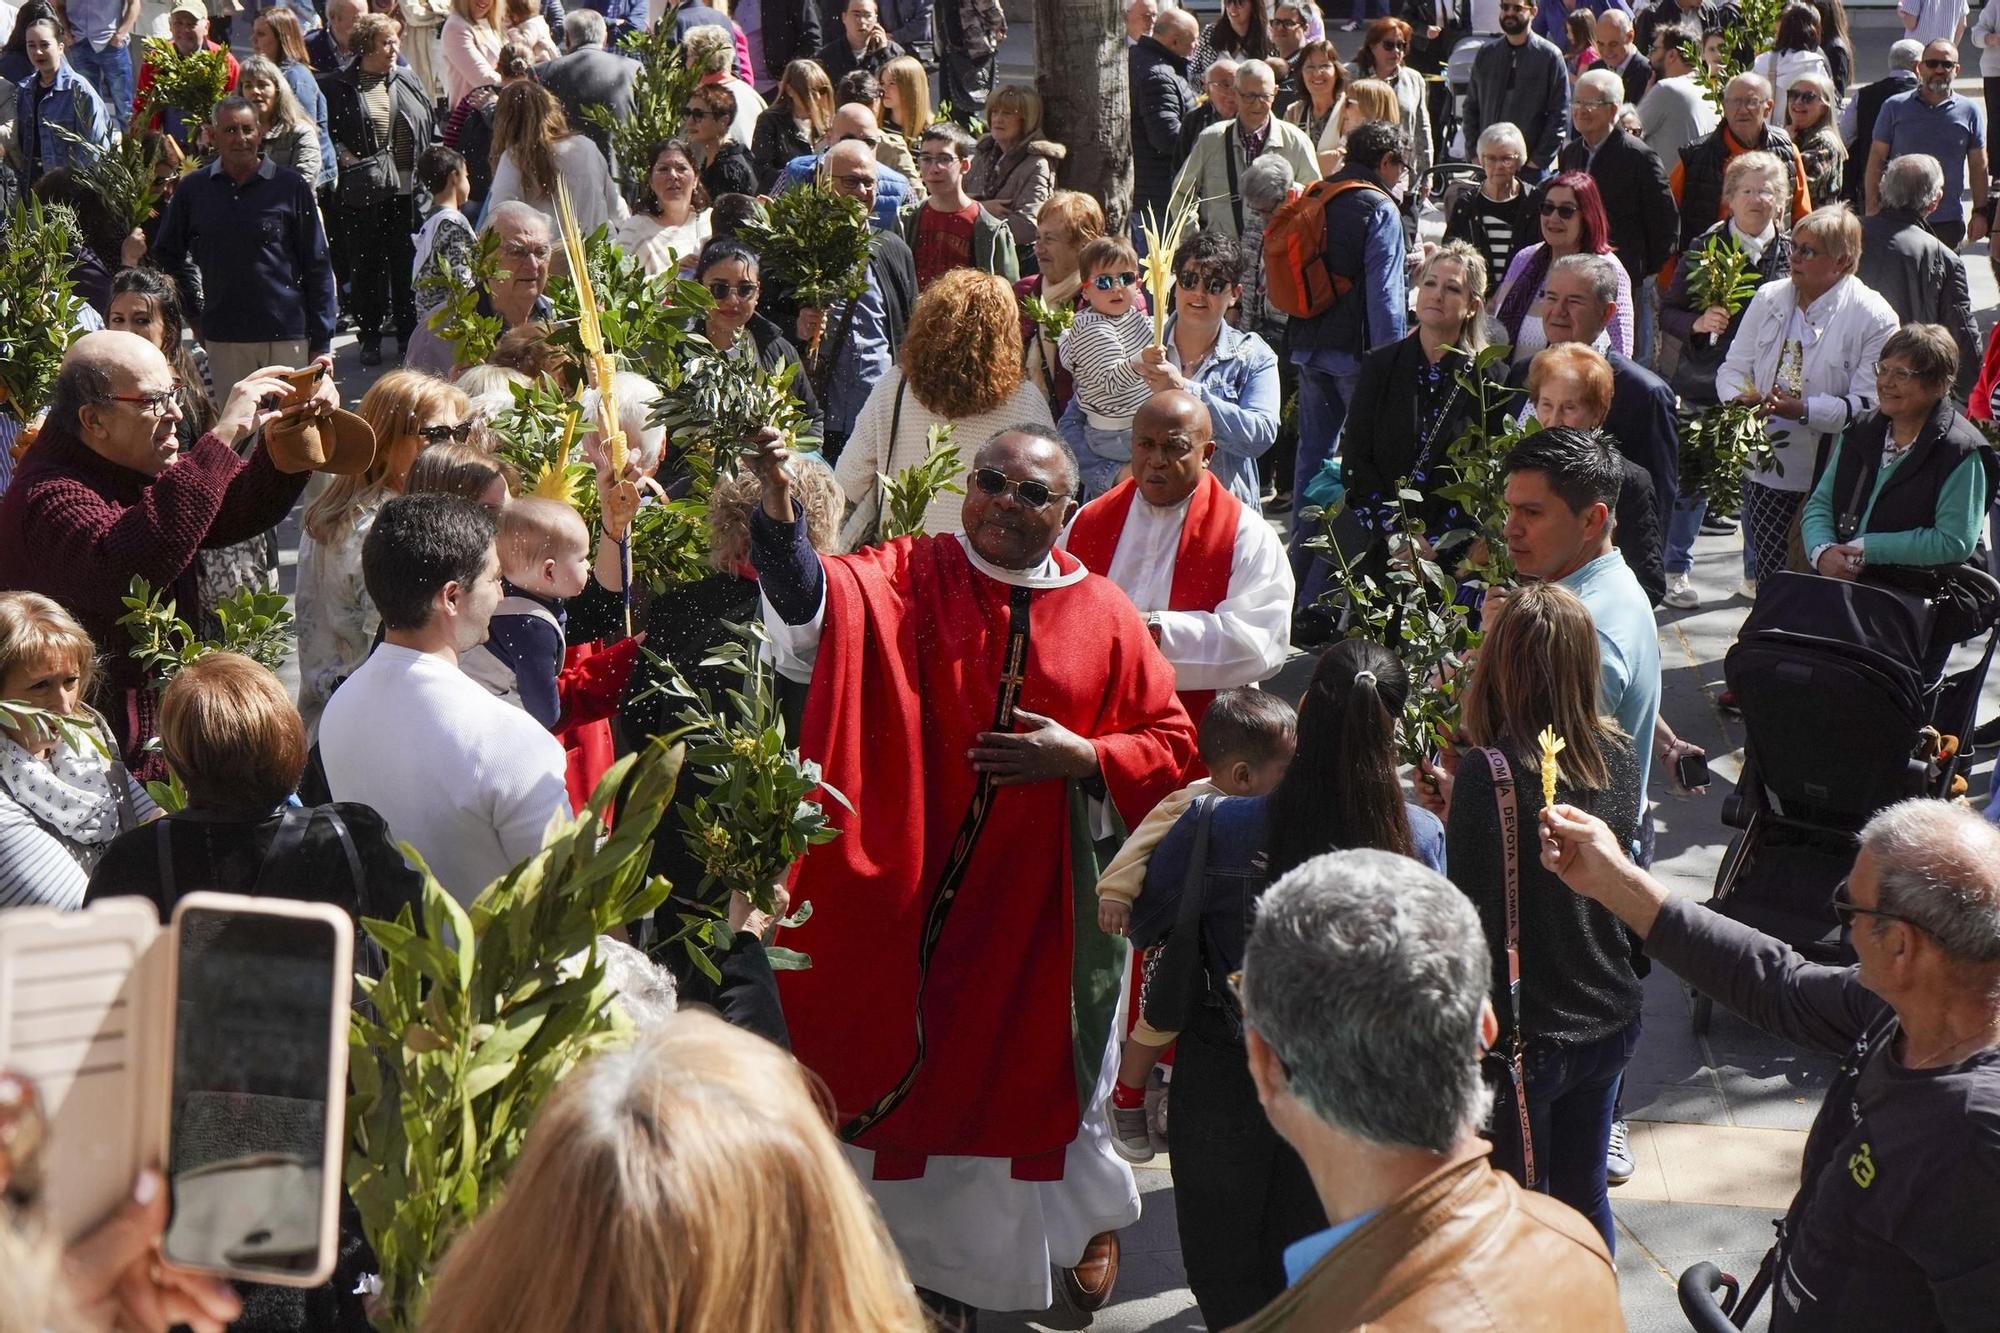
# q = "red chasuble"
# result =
<box><xmin>777</xmin><ymin>534</ymin><xmax>1194</xmax><ymax>1177</ymax></box>
<box><xmin>1062</xmin><ymin>470</ymin><xmax>1243</xmax><ymax>733</ymax></box>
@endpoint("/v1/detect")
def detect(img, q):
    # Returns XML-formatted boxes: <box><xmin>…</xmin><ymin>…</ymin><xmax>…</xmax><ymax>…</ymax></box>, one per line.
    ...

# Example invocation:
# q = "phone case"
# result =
<box><xmin>0</xmin><ymin>893</ymin><xmax>352</xmax><ymax>1288</ymax></box>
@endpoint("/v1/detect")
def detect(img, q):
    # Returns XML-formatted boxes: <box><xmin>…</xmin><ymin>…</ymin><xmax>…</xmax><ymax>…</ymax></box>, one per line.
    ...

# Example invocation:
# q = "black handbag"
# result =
<box><xmin>1139</xmin><ymin>795</ymin><xmax>1216</xmax><ymax>1036</ymax></box>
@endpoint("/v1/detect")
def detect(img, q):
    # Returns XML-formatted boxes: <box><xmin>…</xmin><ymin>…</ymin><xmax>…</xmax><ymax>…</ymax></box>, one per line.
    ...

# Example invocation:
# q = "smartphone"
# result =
<box><xmin>0</xmin><ymin>893</ymin><xmax>351</xmax><ymax>1286</ymax></box>
<box><xmin>1675</xmin><ymin>751</ymin><xmax>1711</xmax><ymax>790</ymax></box>
<box><xmin>160</xmin><ymin>897</ymin><xmax>351</xmax><ymax>1283</ymax></box>
<box><xmin>270</xmin><ymin>364</ymin><xmax>326</xmax><ymax>410</ymax></box>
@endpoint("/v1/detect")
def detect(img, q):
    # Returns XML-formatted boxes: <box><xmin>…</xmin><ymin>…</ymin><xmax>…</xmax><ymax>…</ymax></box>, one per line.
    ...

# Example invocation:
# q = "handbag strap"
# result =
<box><xmin>1224</xmin><ymin>124</ymin><xmax>1243</xmax><ymax>234</ymax></box>
<box><xmin>1476</xmin><ymin>745</ymin><xmax>1537</xmax><ymax>1184</ymax></box>
<box><xmin>1174</xmin><ymin>794</ymin><xmax>1216</xmax><ymax>935</ymax></box>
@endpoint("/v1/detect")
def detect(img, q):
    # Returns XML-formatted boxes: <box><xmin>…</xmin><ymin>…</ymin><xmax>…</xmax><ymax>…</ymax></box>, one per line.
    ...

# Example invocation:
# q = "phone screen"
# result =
<box><xmin>161</xmin><ymin>907</ymin><xmax>339</xmax><ymax>1278</ymax></box>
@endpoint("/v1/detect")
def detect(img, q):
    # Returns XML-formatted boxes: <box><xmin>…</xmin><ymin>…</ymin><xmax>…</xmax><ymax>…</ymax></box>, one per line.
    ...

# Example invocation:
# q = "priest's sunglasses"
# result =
<box><xmin>972</xmin><ymin>468</ymin><xmax>1069</xmax><ymax>510</ymax></box>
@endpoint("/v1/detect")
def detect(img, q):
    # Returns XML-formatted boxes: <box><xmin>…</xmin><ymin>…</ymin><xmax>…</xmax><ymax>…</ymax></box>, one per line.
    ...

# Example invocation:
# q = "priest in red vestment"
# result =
<box><xmin>746</xmin><ymin>422</ymin><xmax>1195</xmax><ymax>1318</ymax></box>
<box><xmin>1063</xmin><ymin>391</ymin><xmax>1294</xmax><ymax>737</ymax></box>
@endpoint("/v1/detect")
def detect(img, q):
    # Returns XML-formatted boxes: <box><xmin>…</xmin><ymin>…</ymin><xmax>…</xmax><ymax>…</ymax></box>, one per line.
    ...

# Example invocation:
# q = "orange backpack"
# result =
<box><xmin>1262</xmin><ymin>177</ymin><xmax>1392</xmax><ymax>320</ymax></box>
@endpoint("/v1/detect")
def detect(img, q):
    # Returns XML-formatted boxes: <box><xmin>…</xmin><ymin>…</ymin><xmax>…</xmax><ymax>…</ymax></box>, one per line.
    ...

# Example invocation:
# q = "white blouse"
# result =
<box><xmin>609</xmin><ymin>209</ymin><xmax>713</xmax><ymax>278</ymax></box>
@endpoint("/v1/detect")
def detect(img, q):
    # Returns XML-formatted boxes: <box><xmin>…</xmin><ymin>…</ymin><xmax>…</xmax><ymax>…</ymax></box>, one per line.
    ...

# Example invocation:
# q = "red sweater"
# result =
<box><xmin>0</xmin><ymin>427</ymin><xmax>307</xmax><ymax>755</ymax></box>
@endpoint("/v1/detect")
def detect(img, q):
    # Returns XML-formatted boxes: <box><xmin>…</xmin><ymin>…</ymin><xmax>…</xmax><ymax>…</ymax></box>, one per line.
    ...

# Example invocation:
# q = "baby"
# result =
<box><xmin>1097</xmin><ymin>688</ymin><xmax>1298</xmax><ymax>1164</ymax></box>
<box><xmin>459</xmin><ymin>496</ymin><xmax>592</xmax><ymax>729</ymax></box>
<box><xmin>1059</xmin><ymin>235</ymin><xmax>1155</xmax><ymax>499</ymax></box>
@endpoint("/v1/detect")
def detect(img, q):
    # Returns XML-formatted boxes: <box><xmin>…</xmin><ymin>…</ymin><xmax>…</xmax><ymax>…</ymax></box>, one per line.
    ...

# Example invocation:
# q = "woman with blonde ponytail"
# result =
<box><xmin>421</xmin><ymin>1010</ymin><xmax>928</xmax><ymax>1333</ymax></box>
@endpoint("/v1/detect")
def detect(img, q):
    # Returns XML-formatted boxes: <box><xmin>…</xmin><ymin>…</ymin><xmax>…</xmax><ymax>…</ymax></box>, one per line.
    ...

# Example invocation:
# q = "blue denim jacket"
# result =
<box><xmin>1056</xmin><ymin>317</ymin><xmax>1282</xmax><ymax>509</ymax></box>
<box><xmin>1132</xmin><ymin>793</ymin><xmax>1446</xmax><ymax>997</ymax></box>
<box><xmin>16</xmin><ymin>64</ymin><xmax>110</xmax><ymax>183</ymax></box>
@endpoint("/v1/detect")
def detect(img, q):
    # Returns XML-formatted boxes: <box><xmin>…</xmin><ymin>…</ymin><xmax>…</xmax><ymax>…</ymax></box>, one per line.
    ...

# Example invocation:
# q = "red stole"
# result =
<box><xmin>1065</xmin><ymin>470</ymin><xmax>1243</xmax><ymax>735</ymax></box>
<box><xmin>777</xmin><ymin>535</ymin><xmax>1193</xmax><ymax>1176</ymax></box>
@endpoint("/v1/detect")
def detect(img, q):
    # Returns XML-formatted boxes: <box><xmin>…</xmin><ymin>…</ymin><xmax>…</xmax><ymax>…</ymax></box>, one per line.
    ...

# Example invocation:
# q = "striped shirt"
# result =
<box><xmin>1059</xmin><ymin>308</ymin><xmax>1154</xmax><ymax>430</ymax></box>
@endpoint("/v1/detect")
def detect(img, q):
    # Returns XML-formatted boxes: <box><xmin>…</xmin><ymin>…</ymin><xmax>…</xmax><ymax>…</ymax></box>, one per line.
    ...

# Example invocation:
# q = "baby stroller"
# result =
<box><xmin>1693</xmin><ymin>566</ymin><xmax>2000</xmax><ymax>1038</ymax></box>
<box><xmin>1443</xmin><ymin>34</ymin><xmax>1494</xmax><ymax>159</ymax></box>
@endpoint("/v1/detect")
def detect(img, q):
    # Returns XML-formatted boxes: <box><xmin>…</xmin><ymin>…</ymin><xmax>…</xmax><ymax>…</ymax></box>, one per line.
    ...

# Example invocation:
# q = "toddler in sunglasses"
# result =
<box><xmin>1059</xmin><ymin>235</ymin><xmax>1154</xmax><ymax>497</ymax></box>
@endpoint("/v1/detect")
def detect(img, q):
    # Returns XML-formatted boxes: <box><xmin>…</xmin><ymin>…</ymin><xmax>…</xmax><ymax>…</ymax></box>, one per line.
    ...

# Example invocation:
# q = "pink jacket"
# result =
<box><xmin>440</xmin><ymin>13</ymin><xmax>502</xmax><ymax>108</ymax></box>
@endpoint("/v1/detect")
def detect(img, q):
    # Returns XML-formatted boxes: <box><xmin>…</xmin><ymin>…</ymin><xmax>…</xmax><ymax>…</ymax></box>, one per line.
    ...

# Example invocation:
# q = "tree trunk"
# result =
<box><xmin>1033</xmin><ymin>0</ymin><xmax>1132</xmax><ymax>231</ymax></box>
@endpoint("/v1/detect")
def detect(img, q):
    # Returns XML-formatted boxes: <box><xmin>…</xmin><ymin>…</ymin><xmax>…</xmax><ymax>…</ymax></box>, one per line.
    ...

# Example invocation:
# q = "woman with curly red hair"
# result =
<box><xmin>1490</xmin><ymin>170</ymin><xmax>1633</xmax><ymax>364</ymax></box>
<box><xmin>831</xmin><ymin>269</ymin><xmax>1055</xmax><ymax>544</ymax></box>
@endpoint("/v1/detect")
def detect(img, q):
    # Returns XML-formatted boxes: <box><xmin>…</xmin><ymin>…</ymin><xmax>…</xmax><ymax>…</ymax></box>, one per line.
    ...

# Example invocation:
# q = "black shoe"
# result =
<box><xmin>358</xmin><ymin>338</ymin><xmax>384</xmax><ymax>367</ymax></box>
<box><xmin>1700</xmin><ymin>516</ymin><xmax>1739</xmax><ymax>534</ymax></box>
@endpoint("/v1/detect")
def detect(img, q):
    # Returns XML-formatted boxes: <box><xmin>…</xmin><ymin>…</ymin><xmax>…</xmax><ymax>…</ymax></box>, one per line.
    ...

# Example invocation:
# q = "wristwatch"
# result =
<box><xmin>1144</xmin><ymin>613</ymin><xmax>1164</xmax><ymax>646</ymax></box>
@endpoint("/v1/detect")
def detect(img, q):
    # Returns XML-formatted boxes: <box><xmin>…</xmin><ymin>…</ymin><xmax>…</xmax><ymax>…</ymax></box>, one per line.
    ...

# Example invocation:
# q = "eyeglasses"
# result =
<box><xmin>1271</xmin><ymin>16</ymin><xmax>1303</xmax><ymax>27</ymax></box>
<box><xmin>501</xmin><ymin>241</ymin><xmax>552</xmax><ymax>261</ymax></box>
<box><xmin>1723</xmin><ymin>96</ymin><xmax>1768</xmax><ymax>110</ymax></box>
<box><xmin>415</xmin><ymin>421</ymin><xmax>473</xmax><ymax>444</ymax></box>
<box><xmin>831</xmin><ymin>172</ymin><xmax>878</xmax><ymax>191</ymax></box>
<box><xmin>1177</xmin><ymin>270</ymin><xmax>1232</xmax><ymax>294</ymax></box>
<box><xmin>706</xmin><ymin>279</ymin><xmax>760</xmax><ymax>300</ymax></box>
<box><xmin>1875</xmin><ymin>361</ymin><xmax>1926</xmax><ymax>384</ymax></box>
<box><xmin>972</xmin><ymin>467</ymin><xmax>1068</xmax><ymax>509</ymax></box>
<box><xmin>1237</xmin><ymin>90</ymin><xmax>1274</xmax><ymax>103</ymax></box>
<box><xmin>1787</xmin><ymin>88</ymin><xmax>1822</xmax><ymax>103</ymax></box>
<box><xmin>1378</xmin><ymin>40</ymin><xmax>1407</xmax><ymax>51</ymax></box>
<box><xmin>1091</xmin><ymin>270</ymin><xmax>1140</xmax><ymax>290</ymax></box>
<box><xmin>108</xmin><ymin>383</ymin><xmax>183</xmax><ymax>415</ymax></box>
<box><xmin>683</xmin><ymin>107</ymin><xmax>722</xmax><ymax>121</ymax></box>
<box><xmin>1575</xmin><ymin>98</ymin><xmax>1618</xmax><ymax>110</ymax></box>
<box><xmin>917</xmin><ymin>153</ymin><xmax>960</xmax><ymax>168</ymax></box>
<box><xmin>1831</xmin><ymin>878</ymin><xmax>1930</xmax><ymax>933</ymax></box>
<box><xmin>1922</xmin><ymin>57</ymin><xmax>1958</xmax><ymax>69</ymax></box>
<box><xmin>1540</xmin><ymin>200</ymin><xmax>1579</xmax><ymax>219</ymax></box>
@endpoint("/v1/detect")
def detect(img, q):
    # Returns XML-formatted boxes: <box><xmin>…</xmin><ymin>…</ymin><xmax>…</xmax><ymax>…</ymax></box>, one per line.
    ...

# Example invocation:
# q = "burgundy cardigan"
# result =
<box><xmin>0</xmin><ymin>426</ymin><xmax>308</xmax><ymax>758</ymax></box>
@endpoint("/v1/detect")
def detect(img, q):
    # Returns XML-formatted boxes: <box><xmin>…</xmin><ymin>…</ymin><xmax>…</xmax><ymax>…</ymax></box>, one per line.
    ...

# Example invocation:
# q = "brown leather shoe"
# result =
<box><xmin>1059</xmin><ymin>1230</ymin><xmax>1120</xmax><ymax>1312</ymax></box>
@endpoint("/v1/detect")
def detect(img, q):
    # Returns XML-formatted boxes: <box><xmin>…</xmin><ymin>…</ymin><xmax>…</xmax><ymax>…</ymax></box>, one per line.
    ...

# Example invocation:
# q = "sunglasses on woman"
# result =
<box><xmin>706</xmin><ymin>280</ymin><xmax>760</xmax><ymax>300</ymax></box>
<box><xmin>972</xmin><ymin>467</ymin><xmax>1067</xmax><ymax>509</ymax></box>
<box><xmin>1540</xmin><ymin>200</ymin><xmax>1579</xmax><ymax>219</ymax></box>
<box><xmin>1787</xmin><ymin>89</ymin><xmax>1821</xmax><ymax>103</ymax></box>
<box><xmin>1091</xmin><ymin>271</ymin><xmax>1140</xmax><ymax>291</ymax></box>
<box><xmin>1177</xmin><ymin>270</ymin><xmax>1232</xmax><ymax>294</ymax></box>
<box><xmin>415</xmin><ymin>421</ymin><xmax>473</xmax><ymax>444</ymax></box>
<box><xmin>683</xmin><ymin>107</ymin><xmax>724</xmax><ymax>121</ymax></box>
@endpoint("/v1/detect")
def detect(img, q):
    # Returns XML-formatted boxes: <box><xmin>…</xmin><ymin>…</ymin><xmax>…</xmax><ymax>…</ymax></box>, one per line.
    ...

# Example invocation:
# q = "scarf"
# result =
<box><xmin>0</xmin><ymin>722</ymin><xmax>129</xmax><ymax>862</ymax></box>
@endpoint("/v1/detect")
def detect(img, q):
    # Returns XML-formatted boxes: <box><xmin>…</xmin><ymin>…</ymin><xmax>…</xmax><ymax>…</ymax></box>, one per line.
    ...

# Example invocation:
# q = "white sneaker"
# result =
<box><xmin>1663</xmin><ymin>573</ymin><xmax>1699</xmax><ymax>609</ymax></box>
<box><xmin>1110</xmin><ymin>1102</ymin><xmax>1155</xmax><ymax>1163</ymax></box>
<box><xmin>1738</xmin><ymin>578</ymin><xmax>1758</xmax><ymax>601</ymax></box>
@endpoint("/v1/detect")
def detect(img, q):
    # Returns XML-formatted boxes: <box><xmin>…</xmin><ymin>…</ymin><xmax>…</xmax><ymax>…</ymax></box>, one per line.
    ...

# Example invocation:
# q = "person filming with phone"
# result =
<box><xmin>1539</xmin><ymin>796</ymin><xmax>2000</xmax><ymax>1330</ymax></box>
<box><xmin>0</xmin><ymin>332</ymin><xmax>345</xmax><ymax>774</ymax></box>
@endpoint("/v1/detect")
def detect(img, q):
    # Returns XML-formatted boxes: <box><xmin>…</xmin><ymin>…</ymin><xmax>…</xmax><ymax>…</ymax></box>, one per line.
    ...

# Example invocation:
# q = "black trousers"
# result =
<box><xmin>1168</xmin><ymin>1005</ymin><xmax>1327</xmax><ymax>1330</ymax></box>
<box><xmin>341</xmin><ymin>194</ymin><xmax>416</xmax><ymax>342</ymax></box>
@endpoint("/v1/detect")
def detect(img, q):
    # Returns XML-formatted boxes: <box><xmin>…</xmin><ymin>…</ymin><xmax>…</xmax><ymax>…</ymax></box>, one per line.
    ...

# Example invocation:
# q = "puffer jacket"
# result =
<box><xmin>965</xmin><ymin>134</ymin><xmax>1065</xmax><ymax>246</ymax></box>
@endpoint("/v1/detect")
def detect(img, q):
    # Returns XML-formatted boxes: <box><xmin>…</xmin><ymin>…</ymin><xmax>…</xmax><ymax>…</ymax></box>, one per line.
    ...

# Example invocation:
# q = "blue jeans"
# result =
<box><xmin>1078</xmin><ymin>422</ymin><xmax>1132</xmax><ymax>501</ymax></box>
<box><xmin>1290</xmin><ymin>360</ymin><xmax>1361</xmax><ymax>610</ymax></box>
<box><xmin>67</xmin><ymin>42</ymin><xmax>132</xmax><ymax>124</ymax></box>
<box><xmin>1665</xmin><ymin>490</ymin><xmax>1706</xmax><ymax>576</ymax></box>
<box><xmin>1490</xmin><ymin>1018</ymin><xmax>1641</xmax><ymax>1252</ymax></box>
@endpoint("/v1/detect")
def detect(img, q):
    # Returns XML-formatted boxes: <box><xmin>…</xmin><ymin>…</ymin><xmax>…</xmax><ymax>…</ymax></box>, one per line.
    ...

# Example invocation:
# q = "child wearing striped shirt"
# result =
<box><xmin>1059</xmin><ymin>235</ymin><xmax>1155</xmax><ymax>497</ymax></box>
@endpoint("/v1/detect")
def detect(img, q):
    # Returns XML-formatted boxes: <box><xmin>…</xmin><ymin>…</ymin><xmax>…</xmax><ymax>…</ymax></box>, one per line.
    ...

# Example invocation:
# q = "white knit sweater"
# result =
<box><xmin>832</xmin><ymin>371</ymin><xmax>1057</xmax><ymax>540</ymax></box>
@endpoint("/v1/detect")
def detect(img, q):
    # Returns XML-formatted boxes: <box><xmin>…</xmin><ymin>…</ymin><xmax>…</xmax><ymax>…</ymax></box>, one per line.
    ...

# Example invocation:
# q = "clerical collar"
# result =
<box><xmin>956</xmin><ymin>534</ymin><xmax>1089</xmax><ymax>588</ymax></box>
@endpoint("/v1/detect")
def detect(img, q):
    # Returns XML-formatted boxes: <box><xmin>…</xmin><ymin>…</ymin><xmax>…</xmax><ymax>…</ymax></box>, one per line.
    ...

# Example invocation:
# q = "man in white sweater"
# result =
<box><xmin>320</xmin><ymin>494</ymin><xmax>570</xmax><ymax>903</ymax></box>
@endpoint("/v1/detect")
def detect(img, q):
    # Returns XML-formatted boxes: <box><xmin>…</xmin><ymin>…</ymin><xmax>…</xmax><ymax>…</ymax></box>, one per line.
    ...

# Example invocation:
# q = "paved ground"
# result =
<box><xmin>292</xmin><ymin>14</ymin><xmax>1994</xmax><ymax>1331</ymax></box>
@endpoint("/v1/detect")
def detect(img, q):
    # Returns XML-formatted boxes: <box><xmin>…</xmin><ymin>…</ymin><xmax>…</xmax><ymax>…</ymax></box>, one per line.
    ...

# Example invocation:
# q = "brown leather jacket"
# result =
<box><xmin>1225</xmin><ymin>1151</ymin><xmax>1626</xmax><ymax>1332</ymax></box>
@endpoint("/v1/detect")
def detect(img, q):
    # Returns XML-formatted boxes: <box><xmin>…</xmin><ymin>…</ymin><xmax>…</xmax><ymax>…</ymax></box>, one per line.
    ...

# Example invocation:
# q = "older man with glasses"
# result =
<box><xmin>1173</xmin><ymin>59</ymin><xmax>1322</xmax><ymax>241</ymax></box>
<box><xmin>1670</xmin><ymin>71</ymin><xmax>1814</xmax><ymax>249</ymax></box>
<box><xmin>1543</xmin><ymin>796</ymin><xmax>2000</xmax><ymax>1331</ymax></box>
<box><xmin>0</xmin><ymin>331</ymin><xmax>339</xmax><ymax>770</ymax></box>
<box><xmin>1558</xmin><ymin>68</ymin><xmax>1679</xmax><ymax>365</ymax></box>
<box><xmin>1865</xmin><ymin>39</ymin><xmax>1989</xmax><ymax>250</ymax></box>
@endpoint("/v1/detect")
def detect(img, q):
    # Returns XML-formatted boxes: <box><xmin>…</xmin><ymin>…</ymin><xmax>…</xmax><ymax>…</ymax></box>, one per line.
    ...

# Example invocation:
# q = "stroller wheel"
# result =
<box><xmin>1691</xmin><ymin>991</ymin><xmax>1714</xmax><ymax>1036</ymax></box>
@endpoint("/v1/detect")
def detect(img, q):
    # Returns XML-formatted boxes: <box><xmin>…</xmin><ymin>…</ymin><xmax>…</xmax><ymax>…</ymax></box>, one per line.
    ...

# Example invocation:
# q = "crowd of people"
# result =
<box><xmin>5</xmin><ymin>0</ymin><xmax>2000</xmax><ymax>1329</ymax></box>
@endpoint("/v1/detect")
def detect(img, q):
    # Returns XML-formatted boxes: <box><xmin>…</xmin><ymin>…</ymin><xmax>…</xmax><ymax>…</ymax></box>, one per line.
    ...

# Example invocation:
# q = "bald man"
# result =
<box><xmin>1132</xmin><ymin>7</ymin><xmax>1199</xmax><ymax>221</ymax></box>
<box><xmin>0</xmin><ymin>333</ymin><xmax>340</xmax><ymax>766</ymax></box>
<box><xmin>776</xmin><ymin>105</ymin><xmax>915</xmax><ymax>230</ymax></box>
<box><xmin>772</xmin><ymin>137</ymin><xmax>917</xmax><ymax>453</ymax></box>
<box><xmin>1063</xmin><ymin>391</ymin><xmax>1293</xmax><ymax>737</ymax></box>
